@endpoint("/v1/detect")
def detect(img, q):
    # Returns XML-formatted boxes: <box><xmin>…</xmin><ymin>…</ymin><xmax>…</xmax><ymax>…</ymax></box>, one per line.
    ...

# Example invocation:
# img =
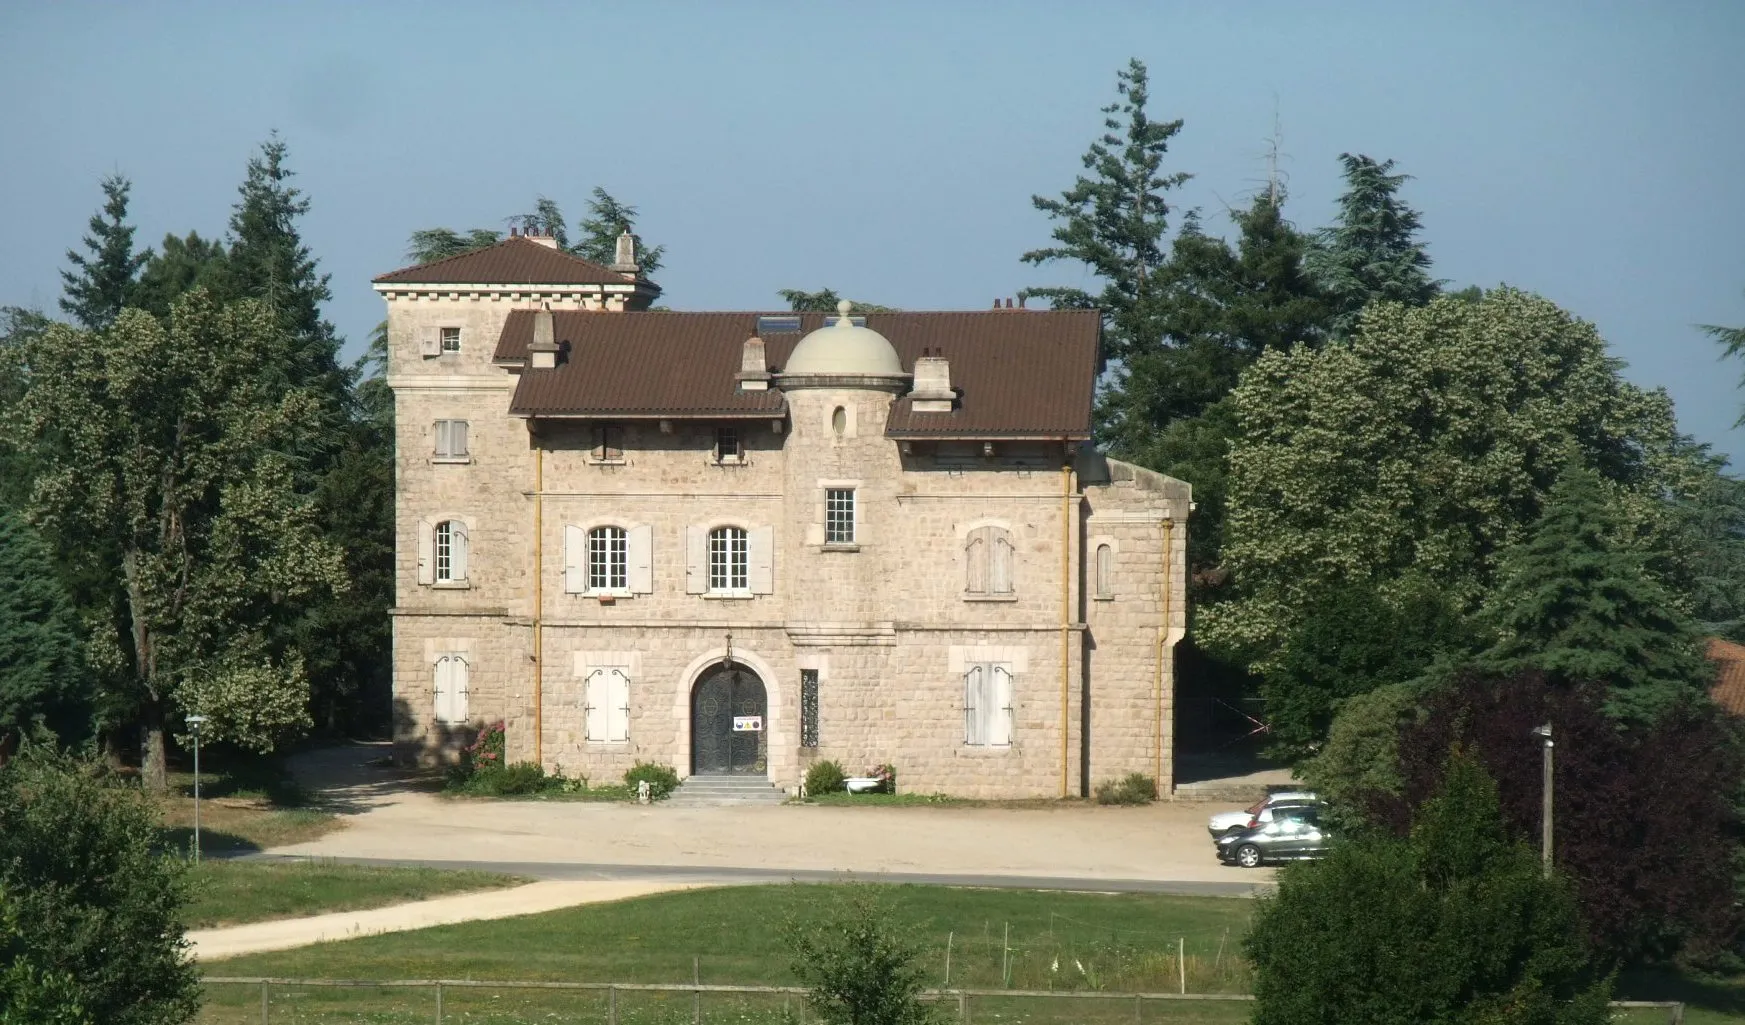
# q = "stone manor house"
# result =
<box><xmin>375</xmin><ymin>230</ymin><xmax>1190</xmax><ymax>798</ymax></box>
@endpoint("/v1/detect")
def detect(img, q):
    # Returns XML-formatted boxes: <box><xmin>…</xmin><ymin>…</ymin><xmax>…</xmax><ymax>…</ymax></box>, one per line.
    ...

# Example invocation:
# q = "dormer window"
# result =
<box><xmin>715</xmin><ymin>427</ymin><xmax>741</xmax><ymax>464</ymax></box>
<box><xmin>439</xmin><ymin>327</ymin><xmax>461</xmax><ymax>353</ymax></box>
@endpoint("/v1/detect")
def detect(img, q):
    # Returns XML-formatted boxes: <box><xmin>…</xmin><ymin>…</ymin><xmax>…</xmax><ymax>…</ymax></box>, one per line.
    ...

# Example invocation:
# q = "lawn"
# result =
<box><xmin>157</xmin><ymin>763</ymin><xmax>342</xmax><ymax>856</ymax></box>
<box><xmin>195</xmin><ymin>883</ymin><xmax>1716</xmax><ymax>1025</ymax></box>
<box><xmin>185</xmin><ymin>859</ymin><xmax>526</xmax><ymax>928</ymax></box>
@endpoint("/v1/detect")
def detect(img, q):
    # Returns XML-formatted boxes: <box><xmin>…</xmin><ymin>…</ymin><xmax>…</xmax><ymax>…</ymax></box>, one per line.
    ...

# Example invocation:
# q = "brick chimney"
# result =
<box><xmin>528</xmin><ymin>303</ymin><xmax>559</xmax><ymax>369</ymax></box>
<box><xmin>909</xmin><ymin>349</ymin><xmax>954</xmax><ymax>412</ymax></box>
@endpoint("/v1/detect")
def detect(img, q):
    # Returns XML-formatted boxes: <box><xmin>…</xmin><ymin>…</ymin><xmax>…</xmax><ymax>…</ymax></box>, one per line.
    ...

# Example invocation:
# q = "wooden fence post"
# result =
<box><xmin>435</xmin><ymin>981</ymin><xmax>443</xmax><ymax>1024</ymax></box>
<box><xmin>260</xmin><ymin>980</ymin><xmax>269</xmax><ymax>1025</ymax></box>
<box><xmin>608</xmin><ymin>984</ymin><xmax>618</xmax><ymax>1025</ymax></box>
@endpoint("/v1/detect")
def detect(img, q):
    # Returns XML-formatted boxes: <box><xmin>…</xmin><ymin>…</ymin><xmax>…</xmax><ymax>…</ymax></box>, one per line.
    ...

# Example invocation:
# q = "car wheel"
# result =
<box><xmin>1235</xmin><ymin>844</ymin><xmax>1263</xmax><ymax>869</ymax></box>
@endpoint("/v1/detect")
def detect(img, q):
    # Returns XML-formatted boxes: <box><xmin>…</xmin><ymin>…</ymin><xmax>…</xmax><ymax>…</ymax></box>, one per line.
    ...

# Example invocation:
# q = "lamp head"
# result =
<box><xmin>186</xmin><ymin>715</ymin><xmax>208</xmax><ymax>730</ymax></box>
<box><xmin>1531</xmin><ymin>723</ymin><xmax>1552</xmax><ymax>740</ymax></box>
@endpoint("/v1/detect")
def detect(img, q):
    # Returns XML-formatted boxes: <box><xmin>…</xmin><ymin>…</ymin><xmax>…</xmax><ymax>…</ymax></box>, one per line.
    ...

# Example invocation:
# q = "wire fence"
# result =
<box><xmin>199</xmin><ymin>977</ymin><xmax>1686</xmax><ymax>1025</ymax></box>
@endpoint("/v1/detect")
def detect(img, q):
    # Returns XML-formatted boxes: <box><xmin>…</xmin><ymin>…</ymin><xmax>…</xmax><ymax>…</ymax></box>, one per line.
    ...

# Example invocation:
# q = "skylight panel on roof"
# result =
<box><xmin>823</xmin><ymin>316</ymin><xmax>867</xmax><ymax>328</ymax></box>
<box><xmin>756</xmin><ymin>315</ymin><xmax>802</xmax><ymax>334</ymax></box>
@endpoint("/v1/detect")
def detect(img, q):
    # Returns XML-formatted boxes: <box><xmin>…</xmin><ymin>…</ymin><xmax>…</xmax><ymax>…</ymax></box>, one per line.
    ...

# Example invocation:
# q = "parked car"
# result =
<box><xmin>1207</xmin><ymin>790</ymin><xmax>1319</xmax><ymax>839</ymax></box>
<box><xmin>1217</xmin><ymin>806</ymin><xmax>1329</xmax><ymax>868</ymax></box>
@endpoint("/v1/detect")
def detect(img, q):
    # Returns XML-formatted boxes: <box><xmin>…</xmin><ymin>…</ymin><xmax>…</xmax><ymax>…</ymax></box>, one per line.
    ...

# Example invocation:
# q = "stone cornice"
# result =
<box><xmin>385</xmin><ymin>375</ymin><xmax>512</xmax><ymax>391</ymax></box>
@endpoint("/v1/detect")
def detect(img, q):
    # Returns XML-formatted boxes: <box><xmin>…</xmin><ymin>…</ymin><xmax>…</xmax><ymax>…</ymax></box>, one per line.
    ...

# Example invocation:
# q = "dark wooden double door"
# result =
<box><xmin>691</xmin><ymin>663</ymin><xmax>767</xmax><ymax>775</ymax></box>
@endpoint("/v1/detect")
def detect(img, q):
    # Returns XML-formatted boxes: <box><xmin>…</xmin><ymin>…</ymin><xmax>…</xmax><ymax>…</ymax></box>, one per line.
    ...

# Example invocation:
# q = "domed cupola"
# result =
<box><xmin>780</xmin><ymin>300</ymin><xmax>906</xmax><ymax>384</ymax></box>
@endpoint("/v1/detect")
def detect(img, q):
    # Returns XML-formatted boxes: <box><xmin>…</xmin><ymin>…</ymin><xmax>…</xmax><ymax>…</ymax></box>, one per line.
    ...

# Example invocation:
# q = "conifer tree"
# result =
<box><xmin>777</xmin><ymin>288</ymin><xmax>896</xmax><ymax>313</ymax></box>
<box><xmin>1021</xmin><ymin>57</ymin><xmax>1189</xmax><ymax>363</ymax></box>
<box><xmin>132</xmin><ymin>231</ymin><xmax>231</xmax><ymax>320</ymax></box>
<box><xmin>572</xmin><ymin>187</ymin><xmax>665</xmax><ymax>274</ymax></box>
<box><xmin>59</xmin><ymin>174</ymin><xmax>148</xmax><ymax>331</ymax></box>
<box><xmin>405</xmin><ymin>227</ymin><xmax>503</xmax><ymax>264</ymax></box>
<box><xmin>1308</xmin><ymin>153</ymin><xmax>1439</xmax><ymax>334</ymax></box>
<box><xmin>1479</xmin><ymin>461</ymin><xmax>1709</xmax><ymax>720</ymax></box>
<box><xmin>0</xmin><ymin>509</ymin><xmax>88</xmax><ymax>748</ymax></box>
<box><xmin>1706</xmin><ymin>290</ymin><xmax>1745</xmax><ymax>424</ymax></box>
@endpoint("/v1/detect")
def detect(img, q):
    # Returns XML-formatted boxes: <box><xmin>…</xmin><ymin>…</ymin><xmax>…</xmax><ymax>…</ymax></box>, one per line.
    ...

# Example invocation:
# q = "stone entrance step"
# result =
<box><xmin>665</xmin><ymin>774</ymin><xmax>788</xmax><ymax>807</ymax></box>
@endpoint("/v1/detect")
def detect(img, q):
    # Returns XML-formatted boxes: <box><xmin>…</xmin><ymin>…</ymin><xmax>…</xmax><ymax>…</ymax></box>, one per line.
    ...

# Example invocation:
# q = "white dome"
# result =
<box><xmin>783</xmin><ymin>300</ymin><xmax>904</xmax><ymax>377</ymax></box>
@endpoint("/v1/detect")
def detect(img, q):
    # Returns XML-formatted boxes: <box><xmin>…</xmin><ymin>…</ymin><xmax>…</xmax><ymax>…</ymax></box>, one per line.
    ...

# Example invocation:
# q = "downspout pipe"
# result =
<box><xmin>1060</xmin><ymin>441</ymin><xmax>1074</xmax><ymax>799</ymax></box>
<box><xmin>532</xmin><ymin>435</ymin><xmax>545</xmax><ymax>767</ymax></box>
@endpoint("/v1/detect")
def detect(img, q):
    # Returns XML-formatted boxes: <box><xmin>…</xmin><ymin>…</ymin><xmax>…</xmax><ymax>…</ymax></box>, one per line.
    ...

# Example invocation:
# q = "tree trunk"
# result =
<box><xmin>140</xmin><ymin>698</ymin><xmax>167</xmax><ymax>791</ymax></box>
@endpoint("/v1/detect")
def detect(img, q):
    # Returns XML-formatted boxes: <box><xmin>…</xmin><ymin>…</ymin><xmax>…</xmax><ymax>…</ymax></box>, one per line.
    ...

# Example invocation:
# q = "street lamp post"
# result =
<box><xmin>1531</xmin><ymin>723</ymin><xmax>1553</xmax><ymax>877</ymax></box>
<box><xmin>186</xmin><ymin>715</ymin><xmax>207</xmax><ymax>862</ymax></box>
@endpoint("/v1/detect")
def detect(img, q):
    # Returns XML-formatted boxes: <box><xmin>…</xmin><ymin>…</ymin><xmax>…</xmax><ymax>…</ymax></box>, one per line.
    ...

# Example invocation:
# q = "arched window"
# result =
<box><xmin>1095</xmin><ymin>543</ymin><xmax>1114</xmax><ymax>599</ymax></box>
<box><xmin>709</xmin><ymin>526</ymin><xmax>749</xmax><ymax>592</ymax></box>
<box><xmin>965</xmin><ymin>525</ymin><xmax>1014</xmax><ymax>596</ymax></box>
<box><xmin>433</xmin><ymin>654</ymin><xmax>470</xmax><ymax>724</ymax></box>
<box><xmin>588</xmin><ymin>526</ymin><xmax>628</xmax><ymax>591</ymax></box>
<box><xmin>434</xmin><ymin>520</ymin><xmax>469</xmax><ymax>583</ymax></box>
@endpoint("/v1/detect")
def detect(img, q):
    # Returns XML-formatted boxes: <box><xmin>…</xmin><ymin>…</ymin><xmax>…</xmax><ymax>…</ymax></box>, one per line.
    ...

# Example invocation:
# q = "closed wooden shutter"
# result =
<box><xmin>433</xmin><ymin>658</ymin><xmax>451</xmax><ymax>723</ymax></box>
<box><xmin>991</xmin><ymin>533</ymin><xmax>1014</xmax><ymax>595</ymax></box>
<box><xmin>964</xmin><ymin>664</ymin><xmax>986</xmax><ymax>745</ymax></box>
<box><xmin>607</xmin><ymin>669</ymin><xmax>630</xmax><ymax>742</ymax></box>
<box><xmin>990</xmin><ymin>665</ymin><xmax>1014</xmax><ymax>746</ymax></box>
<box><xmin>684</xmin><ymin>526</ymin><xmax>706</xmax><ymax>594</ymax></box>
<box><xmin>748</xmin><ymin>526</ymin><xmax>775</xmax><ymax>594</ymax></box>
<box><xmin>965</xmin><ymin>532</ymin><xmax>988</xmax><ymax>594</ymax></box>
<box><xmin>584</xmin><ymin>670</ymin><xmax>606</xmax><ymax>741</ymax></box>
<box><xmin>563</xmin><ymin>524</ymin><xmax>586</xmax><ymax>593</ymax></box>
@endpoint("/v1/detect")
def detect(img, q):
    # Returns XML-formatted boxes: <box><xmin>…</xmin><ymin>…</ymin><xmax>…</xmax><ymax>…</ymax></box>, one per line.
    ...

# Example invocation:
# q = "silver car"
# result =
<box><xmin>1207</xmin><ymin>790</ymin><xmax>1319</xmax><ymax>839</ymax></box>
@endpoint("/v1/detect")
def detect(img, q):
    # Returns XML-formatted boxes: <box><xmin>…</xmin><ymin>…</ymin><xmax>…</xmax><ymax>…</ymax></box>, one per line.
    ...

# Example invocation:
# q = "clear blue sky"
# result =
<box><xmin>3</xmin><ymin>1</ymin><xmax>1742</xmax><ymax>460</ymax></box>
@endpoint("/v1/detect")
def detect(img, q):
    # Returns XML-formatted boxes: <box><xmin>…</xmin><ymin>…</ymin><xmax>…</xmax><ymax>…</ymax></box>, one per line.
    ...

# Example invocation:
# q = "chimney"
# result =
<box><xmin>909</xmin><ymin>352</ymin><xmax>954</xmax><ymax>413</ymax></box>
<box><xmin>528</xmin><ymin>303</ymin><xmax>559</xmax><ymax>369</ymax></box>
<box><xmin>611</xmin><ymin>230</ymin><xmax>640</xmax><ymax>274</ymax></box>
<box><xmin>736</xmin><ymin>336</ymin><xmax>771</xmax><ymax>391</ymax></box>
<box><xmin>526</xmin><ymin>232</ymin><xmax>559</xmax><ymax>250</ymax></box>
<box><xmin>510</xmin><ymin>226</ymin><xmax>520</xmax><ymax>237</ymax></box>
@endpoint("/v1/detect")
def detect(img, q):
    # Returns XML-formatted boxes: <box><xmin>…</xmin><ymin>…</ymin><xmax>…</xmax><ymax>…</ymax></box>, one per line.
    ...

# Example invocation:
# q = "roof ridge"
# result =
<box><xmin>373</xmin><ymin>235</ymin><xmax>632</xmax><ymax>284</ymax></box>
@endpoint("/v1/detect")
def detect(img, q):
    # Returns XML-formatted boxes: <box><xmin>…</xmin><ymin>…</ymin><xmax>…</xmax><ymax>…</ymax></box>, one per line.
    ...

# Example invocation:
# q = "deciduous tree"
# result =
<box><xmin>59</xmin><ymin>174</ymin><xmax>148</xmax><ymax>331</ymax></box>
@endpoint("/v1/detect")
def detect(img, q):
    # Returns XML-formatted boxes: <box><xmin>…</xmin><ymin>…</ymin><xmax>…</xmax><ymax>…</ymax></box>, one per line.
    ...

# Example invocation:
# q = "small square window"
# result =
<box><xmin>825</xmin><ymin>489</ymin><xmax>855</xmax><ymax>545</ymax></box>
<box><xmin>439</xmin><ymin>327</ymin><xmax>461</xmax><ymax>353</ymax></box>
<box><xmin>716</xmin><ymin>427</ymin><xmax>741</xmax><ymax>463</ymax></box>
<box><xmin>434</xmin><ymin>419</ymin><xmax>469</xmax><ymax>459</ymax></box>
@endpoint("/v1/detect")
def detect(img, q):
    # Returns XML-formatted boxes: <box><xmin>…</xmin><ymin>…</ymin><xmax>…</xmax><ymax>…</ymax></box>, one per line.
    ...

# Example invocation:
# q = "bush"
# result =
<box><xmin>624</xmin><ymin>761</ymin><xmax>680</xmax><ymax>800</ymax></box>
<box><xmin>1094</xmin><ymin>772</ymin><xmax>1157</xmax><ymax>805</ymax></box>
<box><xmin>446</xmin><ymin>720</ymin><xmax>506</xmax><ymax>790</ymax></box>
<box><xmin>805</xmin><ymin>759</ymin><xmax>847</xmax><ymax>796</ymax></box>
<box><xmin>0</xmin><ymin>745</ymin><xmax>200</xmax><ymax>1025</ymax></box>
<box><xmin>867</xmin><ymin>763</ymin><xmax>896</xmax><ymax>794</ymax></box>
<box><xmin>783</xmin><ymin>883</ymin><xmax>939</xmax><ymax>1025</ymax></box>
<box><xmin>1246</xmin><ymin>754</ymin><xmax>1610</xmax><ymax>1025</ymax></box>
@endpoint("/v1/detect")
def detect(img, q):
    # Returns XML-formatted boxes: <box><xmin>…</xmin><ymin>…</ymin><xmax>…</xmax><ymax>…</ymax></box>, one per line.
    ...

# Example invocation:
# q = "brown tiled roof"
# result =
<box><xmin>1709</xmin><ymin>638</ymin><xmax>1745</xmax><ymax>717</ymax></box>
<box><xmin>499</xmin><ymin>310</ymin><xmax>1099</xmax><ymax>436</ymax></box>
<box><xmin>373</xmin><ymin>236</ymin><xmax>645</xmax><ymax>287</ymax></box>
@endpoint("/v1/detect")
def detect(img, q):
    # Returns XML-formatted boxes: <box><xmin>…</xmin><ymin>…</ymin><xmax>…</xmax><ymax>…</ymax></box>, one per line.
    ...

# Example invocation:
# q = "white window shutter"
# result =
<box><xmin>965</xmin><ymin>532</ymin><xmax>988</xmax><ymax>594</ymax></box>
<box><xmin>454</xmin><ymin>420</ymin><xmax>468</xmax><ymax>456</ymax></box>
<box><xmin>451</xmin><ymin>521</ymin><xmax>470</xmax><ymax>582</ymax></box>
<box><xmin>991</xmin><ymin>665</ymin><xmax>1014</xmax><ymax>746</ymax></box>
<box><xmin>563</xmin><ymin>524</ymin><xmax>586</xmax><ymax>593</ymax></box>
<box><xmin>608</xmin><ymin>669</ymin><xmax>631</xmax><ymax>742</ymax></box>
<box><xmin>684</xmin><ymin>526</ymin><xmax>706</xmax><ymax>594</ymax></box>
<box><xmin>420</xmin><ymin>330</ymin><xmax>441</xmax><ymax>358</ymax></box>
<box><xmin>964</xmin><ymin>665</ymin><xmax>985</xmax><ymax>745</ymax></box>
<box><xmin>748</xmin><ymin>525</ymin><xmax>775</xmax><ymax>594</ymax></box>
<box><xmin>433</xmin><ymin>420</ymin><xmax>448</xmax><ymax>456</ymax></box>
<box><xmin>454</xmin><ymin>659</ymin><xmax>470</xmax><ymax>722</ymax></box>
<box><xmin>417</xmin><ymin>519</ymin><xmax>435</xmax><ymax>585</ymax></box>
<box><xmin>433</xmin><ymin>659</ymin><xmax>450</xmax><ymax>723</ymax></box>
<box><xmin>992</xmin><ymin>534</ymin><xmax>1014</xmax><ymax>595</ymax></box>
<box><xmin>628</xmin><ymin>525</ymin><xmax>653</xmax><ymax>594</ymax></box>
<box><xmin>584</xmin><ymin>670</ymin><xmax>606</xmax><ymax>741</ymax></box>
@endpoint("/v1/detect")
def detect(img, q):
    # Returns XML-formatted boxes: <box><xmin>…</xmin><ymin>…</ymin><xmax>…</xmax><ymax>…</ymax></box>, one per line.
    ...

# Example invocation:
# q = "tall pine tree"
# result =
<box><xmin>59</xmin><ymin>174</ymin><xmax>148</xmax><ymax>331</ymax></box>
<box><xmin>1308</xmin><ymin>153</ymin><xmax>1439</xmax><ymax>335</ymax></box>
<box><xmin>132</xmin><ymin>231</ymin><xmax>231</xmax><ymax>320</ymax></box>
<box><xmin>572</xmin><ymin>187</ymin><xmax>664</xmax><ymax>274</ymax></box>
<box><xmin>1479</xmin><ymin>460</ymin><xmax>1709</xmax><ymax>721</ymax></box>
<box><xmin>0</xmin><ymin>508</ymin><xmax>88</xmax><ymax>749</ymax></box>
<box><xmin>1021</xmin><ymin>58</ymin><xmax>1189</xmax><ymax>363</ymax></box>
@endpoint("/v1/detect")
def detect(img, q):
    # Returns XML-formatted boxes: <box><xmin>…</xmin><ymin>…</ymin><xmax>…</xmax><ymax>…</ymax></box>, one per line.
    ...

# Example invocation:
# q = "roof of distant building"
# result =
<box><xmin>496</xmin><ymin>309</ymin><xmax>1100</xmax><ymax>437</ymax></box>
<box><xmin>373</xmin><ymin>236</ymin><xmax>651</xmax><ymax>287</ymax></box>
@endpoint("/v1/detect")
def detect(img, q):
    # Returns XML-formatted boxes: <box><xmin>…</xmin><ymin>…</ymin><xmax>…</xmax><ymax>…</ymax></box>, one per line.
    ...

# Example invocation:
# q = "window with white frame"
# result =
<box><xmin>709</xmin><ymin>527</ymin><xmax>749</xmax><ymax>592</ymax></box>
<box><xmin>439</xmin><ymin>326</ymin><xmax>461</xmax><ymax>353</ymax></box>
<box><xmin>434</xmin><ymin>419</ymin><xmax>469</xmax><ymax>460</ymax></box>
<box><xmin>965</xmin><ymin>526</ymin><xmax>1015</xmax><ymax>596</ymax></box>
<box><xmin>1095</xmin><ymin>543</ymin><xmax>1114</xmax><ymax>599</ymax></box>
<box><xmin>588</xmin><ymin>526</ymin><xmax>628</xmax><ymax>591</ymax></box>
<box><xmin>825</xmin><ymin>488</ymin><xmax>856</xmax><ymax>544</ymax></box>
<box><xmin>583</xmin><ymin>667</ymin><xmax>631</xmax><ymax>742</ymax></box>
<box><xmin>433</xmin><ymin>654</ymin><xmax>470</xmax><ymax>724</ymax></box>
<box><xmin>434</xmin><ymin>520</ymin><xmax>469</xmax><ymax>584</ymax></box>
<box><xmin>715</xmin><ymin>427</ymin><xmax>741</xmax><ymax>463</ymax></box>
<box><xmin>963</xmin><ymin>663</ymin><xmax>1014</xmax><ymax>746</ymax></box>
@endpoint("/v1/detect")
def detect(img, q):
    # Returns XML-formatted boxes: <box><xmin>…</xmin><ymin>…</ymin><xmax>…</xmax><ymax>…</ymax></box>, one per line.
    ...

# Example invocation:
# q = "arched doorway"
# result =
<box><xmin>691</xmin><ymin>661</ymin><xmax>768</xmax><ymax>776</ymax></box>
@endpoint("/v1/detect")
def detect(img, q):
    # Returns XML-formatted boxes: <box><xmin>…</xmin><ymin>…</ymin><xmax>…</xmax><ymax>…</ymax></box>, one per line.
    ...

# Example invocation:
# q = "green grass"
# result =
<box><xmin>184</xmin><ymin>859</ymin><xmax>526</xmax><ymax>928</ymax></box>
<box><xmin>155</xmin><ymin>762</ymin><xmax>340</xmax><ymax>856</ymax></box>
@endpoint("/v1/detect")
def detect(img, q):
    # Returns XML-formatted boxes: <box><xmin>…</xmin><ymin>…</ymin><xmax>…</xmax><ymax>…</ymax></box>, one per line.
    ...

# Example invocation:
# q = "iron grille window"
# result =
<box><xmin>588</xmin><ymin>526</ymin><xmax>628</xmax><ymax>590</ymax></box>
<box><xmin>800</xmin><ymin>669</ymin><xmax>820</xmax><ymax>748</ymax></box>
<box><xmin>716</xmin><ymin>427</ymin><xmax>741</xmax><ymax>463</ymax></box>
<box><xmin>825</xmin><ymin>489</ymin><xmax>855</xmax><ymax>544</ymax></box>
<box><xmin>709</xmin><ymin>527</ymin><xmax>748</xmax><ymax>591</ymax></box>
<box><xmin>439</xmin><ymin>326</ymin><xmax>461</xmax><ymax>352</ymax></box>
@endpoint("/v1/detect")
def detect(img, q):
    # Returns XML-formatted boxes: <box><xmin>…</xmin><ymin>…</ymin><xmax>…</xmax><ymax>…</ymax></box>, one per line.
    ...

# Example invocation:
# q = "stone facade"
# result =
<box><xmin>378</xmin><ymin>247</ymin><xmax>1189</xmax><ymax>798</ymax></box>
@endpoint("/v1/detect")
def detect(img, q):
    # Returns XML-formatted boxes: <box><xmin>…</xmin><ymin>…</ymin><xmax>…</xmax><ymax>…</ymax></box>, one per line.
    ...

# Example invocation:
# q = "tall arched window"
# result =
<box><xmin>1095</xmin><ymin>543</ymin><xmax>1114</xmax><ymax>599</ymax></box>
<box><xmin>965</xmin><ymin>526</ymin><xmax>1014</xmax><ymax>596</ymax></box>
<box><xmin>708</xmin><ymin>526</ymin><xmax>749</xmax><ymax>592</ymax></box>
<box><xmin>588</xmin><ymin>526</ymin><xmax>628</xmax><ymax>591</ymax></box>
<box><xmin>434</xmin><ymin>520</ymin><xmax>469</xmax><ymax>583</ymax></box>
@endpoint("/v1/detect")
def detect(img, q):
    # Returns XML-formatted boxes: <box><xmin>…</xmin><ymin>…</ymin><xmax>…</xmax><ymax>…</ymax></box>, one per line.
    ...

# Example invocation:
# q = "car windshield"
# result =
<box><xmin>1245</xmin><ymin>799</ymin><xmax>1266</xmax><ymax>814</ymax></box>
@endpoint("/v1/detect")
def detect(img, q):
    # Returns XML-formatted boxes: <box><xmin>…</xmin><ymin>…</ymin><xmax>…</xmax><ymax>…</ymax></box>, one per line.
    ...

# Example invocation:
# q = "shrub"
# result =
<box><xmin>805</xmin><ymin>759</ymin><xmax>847</xmax><ymax>796</ymax></box>
<box><xmin>446</xmin><ymin>720</ymin><xmax>506</xmax><ymax>790</ymax></box>
<box><xmin>783</xmin><ymin>883</ymin><xmax>939</xmax><ymax>1025</ymax></box>
<box><xmin>624</xmin><ymin>761</ymin><xmax>680</xmax><ymax>800</ymax></box>
<box><xmin>0</xmin><ymin>745</ymin><xmax>201</xmax><ymax>1025</ymax></box>
<box><xmin>1094</xmin><ymin>772</ymin><xmax>1157</xmax><ymax>805</ymax></box>
<box><xmin>1246</xmin><ymin>754</ymin><xmax>1610</xmax><ymax>1025</ymax></box>
<box><xmin>868</xmin><ymin>763</ymin><xmax>896</xmax><ymax>794</ymax></box>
